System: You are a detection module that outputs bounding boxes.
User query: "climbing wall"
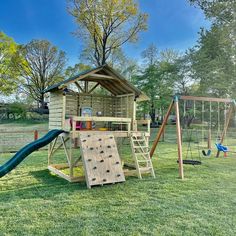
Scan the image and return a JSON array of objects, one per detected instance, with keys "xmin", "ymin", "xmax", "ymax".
[{"xmin": 78, "ymin": 132, "xmax": 125, "ymax": 188}]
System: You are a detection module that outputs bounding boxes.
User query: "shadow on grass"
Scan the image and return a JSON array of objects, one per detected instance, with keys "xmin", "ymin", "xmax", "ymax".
[{"xmin": 0, "ymin": 169, "xmax": 88, "ymax": 202}]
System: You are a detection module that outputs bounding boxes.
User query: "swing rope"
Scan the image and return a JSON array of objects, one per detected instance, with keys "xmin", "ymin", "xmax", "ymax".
[{"xmin": 202, "ymin": 101, "xmax": 212, "ymax": 157}]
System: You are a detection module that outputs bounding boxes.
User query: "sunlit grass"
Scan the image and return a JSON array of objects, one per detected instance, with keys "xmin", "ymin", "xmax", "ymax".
[{"xmin": 0, "ymin": 139, "xmax": 236, "ymax": 235}]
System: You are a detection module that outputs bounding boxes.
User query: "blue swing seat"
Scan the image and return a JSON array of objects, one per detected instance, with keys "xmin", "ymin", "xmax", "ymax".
[{"xmin": 215, "ymin": 143, "xmax": 228, "ymax": 153}]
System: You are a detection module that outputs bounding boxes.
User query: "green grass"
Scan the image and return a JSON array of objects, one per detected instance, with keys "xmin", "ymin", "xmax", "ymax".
[
  {"xmin": 0, "ymin": 121, "xmax": 48, "ymax": 152},
  {"xmin": 0, "ymin": 141, "xmax": 236, "ymax": 236},
  {"xmin": 0, "ymin": 120, "xmax": 48, "ymax": 131}
]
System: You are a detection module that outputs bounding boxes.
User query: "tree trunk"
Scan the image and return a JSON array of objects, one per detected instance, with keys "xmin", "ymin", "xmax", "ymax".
[
  {"xmin": 149, "ymin": 102, "xmax": 156, "ymax": 124},
  {"xmin": 39, "ymin": 93, "xmax": 45, "ymax": 109}
]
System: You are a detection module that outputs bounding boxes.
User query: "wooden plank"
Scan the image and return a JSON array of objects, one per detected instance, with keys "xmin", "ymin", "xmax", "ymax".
[
  {"xmin": 78, "ymin": 132, "xmax": 125, "ymax": 188},
  {"xmin": 58, "ymin": 67, "xmax": 102, "ymax": 89},
  {"xmin": 72, "ymin": 116, "xmax": 131, "ymax": 122},
  {"xmin": 49, "ymin": 121, "xmax": 62, "ymax": 126},
  {"xmin": 180, "ymin": 95, "xmax": 232, "ymax": 103},
  {"xmin": 89, "ymin": 73, "xmax": 113, "ymax": 79},
  {"xmin": 88, "ymin": 83, "xmax": 100, "ymax": 94},
  {"xmin": 49, "ymin": 103, "xmax": 63, "ymax": 109},
  {"xmin": 175, "ymin": 98, "xmax": 184, "ymax": 179},
  {"xmin": 49, "ymin": 108, "xmax": 63, "ymax": 113},
  {"xmin": 48, "ymin": 165, "xmax": 72, "ymax": 182},
  {"xmin": 49, "ymin": 113, "xmax": 63, "ymax": 118},
  {"xmin": 98, "ymin": 81, "xmax": 119, "ymax": 95},
  {"xmin": 74, "ymin": 81, "xmax": 85, "ymax": 92}
]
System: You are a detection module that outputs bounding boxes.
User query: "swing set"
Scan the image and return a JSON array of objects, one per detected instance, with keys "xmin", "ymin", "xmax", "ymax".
[{"xmin": 150, "ymin": 95, "xmax": 236, "ymax": 179}]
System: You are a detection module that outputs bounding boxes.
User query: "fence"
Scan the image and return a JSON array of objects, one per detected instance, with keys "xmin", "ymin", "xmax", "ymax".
[{"xmin": 0, "ymin": 129, "xmax": 48, "ymax": 153}]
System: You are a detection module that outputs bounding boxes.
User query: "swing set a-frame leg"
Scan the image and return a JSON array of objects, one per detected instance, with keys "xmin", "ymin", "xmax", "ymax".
[
  {"xmin": 150, "ymin": 100, "xmax": 174, "ymax": 158},
  {"xmin": 216, "ymin": 104, "xmax": 234, "ymax": 157},
  {"xmin": 149, "ymin": 96, "xmax": 184, "ymax": 179},
  {"xmin": 174, "ymin": 97, "xmax": 184, "ymax": 179}
]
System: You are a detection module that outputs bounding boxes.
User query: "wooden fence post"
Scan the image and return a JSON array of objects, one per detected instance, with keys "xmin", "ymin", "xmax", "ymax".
[{"xmin": 34, "ymin": 130, "xmax": 39, "ymax": 141}]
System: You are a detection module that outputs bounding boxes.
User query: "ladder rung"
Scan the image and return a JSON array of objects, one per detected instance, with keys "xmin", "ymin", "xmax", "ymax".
[
  {"xmin": 138, "ymin": 160, "xmax": 151, "ymax": 163},
  {"xmin": 135, "ymin": 152, "xmax": 149, "ymax": 155},
  {"xmin": 133, "ymin": 146, "xmax": 149, "ymax": 149},
  {"xmin": 139, "ymin": 167, "xmax": 152, "ymax": 172}
]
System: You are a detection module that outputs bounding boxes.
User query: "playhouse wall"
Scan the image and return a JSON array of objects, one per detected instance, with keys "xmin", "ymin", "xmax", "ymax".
[
  {"xmin": 49, "ymin": 91, "xmax": 64, "ymax": 130},
  {"xmin": 64, "ymin": 93, "xmax": 134, "ymax": 119},
  {"xmin": 115, "ymin": 95, "xmax": 134, "ymax": 118}
]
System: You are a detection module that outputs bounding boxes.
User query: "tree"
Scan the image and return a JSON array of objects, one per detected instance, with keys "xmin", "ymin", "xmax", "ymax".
[
  {"xmin": 0, "ymin": 32, "xmax": 21, "ymax": 95},
  {"xmin": 65, "ymin": 63, "xmax": 91, "ymax": 78},
  {"xmin": 135, "ymin": 46, "xmax": 179, "ymax": 124},
  {"xmin": 188, "ymin": 0, "xmax": 236, "ymax": 97},
  {"xmin": 174, "ymin": 50, "xmax": 196, "ymax": 96},
  {"xmin": 15, "ymin": 40, "xmax": 66, "ymax": 108},
  {"xmin": 68, "ymin": 0, "xmax": 147, "ymax": 66},
  {"xmin": 141, "ymin": 43, "xmax": 158, "ymax": 66}
]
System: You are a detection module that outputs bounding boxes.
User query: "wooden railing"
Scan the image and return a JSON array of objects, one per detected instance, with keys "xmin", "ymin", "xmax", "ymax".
[{"xmin": 71, "ymin": 116, "xmax": 132, "ymax": 133}]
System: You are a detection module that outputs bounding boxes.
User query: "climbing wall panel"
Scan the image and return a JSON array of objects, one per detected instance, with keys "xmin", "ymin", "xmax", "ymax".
[{"xmin": 78, "ymin": 132, "xmax": 125, "ymax": 188}]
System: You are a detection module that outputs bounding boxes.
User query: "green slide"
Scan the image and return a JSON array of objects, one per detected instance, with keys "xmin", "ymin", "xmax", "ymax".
[{"xmin": 0, "ymin": 129, "xmax": 64, "ymax": 178}]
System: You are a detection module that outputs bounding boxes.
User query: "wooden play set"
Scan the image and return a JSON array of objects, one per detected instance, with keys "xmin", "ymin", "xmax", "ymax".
[
  {"xmin": 150, "ymin": 95, "xmax": 236, "ymax": 179},
  {"xmin": 1, "ymin": 67, "xmax": 234, "ymax": 186},
  {"xmin": 44, "ymin": 65, "xmax": 155, "ymax": 188}
]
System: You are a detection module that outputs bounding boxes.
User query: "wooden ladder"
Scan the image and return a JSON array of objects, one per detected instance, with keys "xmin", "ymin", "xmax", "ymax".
[{"xmin": 130, "ymin": 132, "xmax": 155, "ymax": 179}]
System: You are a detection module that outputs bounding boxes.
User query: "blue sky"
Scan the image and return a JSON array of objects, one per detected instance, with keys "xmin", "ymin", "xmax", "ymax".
[{"xmin": 0, "ymin": 0, "xmax": 210, "ymax": 66}]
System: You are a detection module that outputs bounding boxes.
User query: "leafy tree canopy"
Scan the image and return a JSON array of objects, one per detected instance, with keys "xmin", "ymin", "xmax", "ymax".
[
  {"xmin": 15, "ymin": 40, "xmax": 66, "ymax": 108},
  {"xmin": 0, "ymin": 32, "xmax": 22, "ymax": 95},
  {"xmin": 68, "ymin": 0, "xmax": 148, "ymax": 66}
]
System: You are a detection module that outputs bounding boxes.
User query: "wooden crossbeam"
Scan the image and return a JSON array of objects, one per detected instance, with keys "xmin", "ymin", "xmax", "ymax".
[
  {"xmin": 58, "ymin": 68, "xmax": 102, "ymax": 89},
  {"xmin": 88, "ymin": 83, "xmax": 99, "ymax": 93},
  {"xmin": 89, "ymin": 73, "xmax": 114, "ymax": 79},
  {"xmin": 180, "ymin": 95, "xmax": 232, "ymax": 103},
  {"xmin": 74, "ymin": 82, "xmax": 85, "ymax": 93}
]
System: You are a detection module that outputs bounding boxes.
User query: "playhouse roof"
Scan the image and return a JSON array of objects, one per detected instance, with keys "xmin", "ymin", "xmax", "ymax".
[{"xmin": 44, "ymin": 64, "xmax": 149, "ymax": 101}]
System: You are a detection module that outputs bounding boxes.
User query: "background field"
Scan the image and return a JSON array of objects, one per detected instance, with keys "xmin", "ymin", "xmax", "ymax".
[{"xmin": 0, "ymin": 123, "xmax": 236, "ymax": 235}]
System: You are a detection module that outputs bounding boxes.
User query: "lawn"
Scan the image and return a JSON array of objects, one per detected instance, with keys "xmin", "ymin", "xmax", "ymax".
[
  {"xmin": 0, "ymin": 121, "xmax": 48, "ymax": 152},
  {"xmin": 0, "ymin": 137, "xmax": 236, "ymax": 235}
]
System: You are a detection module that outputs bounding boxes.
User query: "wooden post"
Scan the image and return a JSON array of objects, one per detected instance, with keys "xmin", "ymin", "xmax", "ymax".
[
  {"xmin": 34, "ymin": 130, "xmax": 38, "ymax": 141},
  {"xmin": 132, "ymin": 97, "xmax": 137, "ymax": 131},
  {"xmin": 62, "ymin": 95, "xmax": 66, "ymax": 129},
  {"xmin": 150, "ymin": 100, "xmax": 174, "ymax": 158},
  {"xmin": 174, "ymin": 96, "xmax": 184, "ymax": 179},
  {"xmin": 216, "ymin": 103, "xmax": 234, "ymax": 157},
  {"xmin": 207, "ymin": 128, "xmax": 212, "ymax": 149},
  {"xmin": 85, "ymin": 81, "xmax": 89, "ymax": 93}
]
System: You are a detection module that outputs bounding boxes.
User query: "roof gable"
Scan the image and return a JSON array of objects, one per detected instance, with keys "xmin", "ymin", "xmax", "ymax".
[{"xmin": 44, "ymin": 64, "xmax": 149, "ymax": 101}]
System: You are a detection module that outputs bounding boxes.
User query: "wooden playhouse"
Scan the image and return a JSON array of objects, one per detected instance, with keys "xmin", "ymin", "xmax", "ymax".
[{"xmin": 44, "ymin": 64, "xmax": 155, "ymax": 188}]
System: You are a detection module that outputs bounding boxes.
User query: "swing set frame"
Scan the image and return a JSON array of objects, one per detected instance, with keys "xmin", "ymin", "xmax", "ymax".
[{"xmin": 150, "ymin": 95, "xmax": 235, "ymax": 180}]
